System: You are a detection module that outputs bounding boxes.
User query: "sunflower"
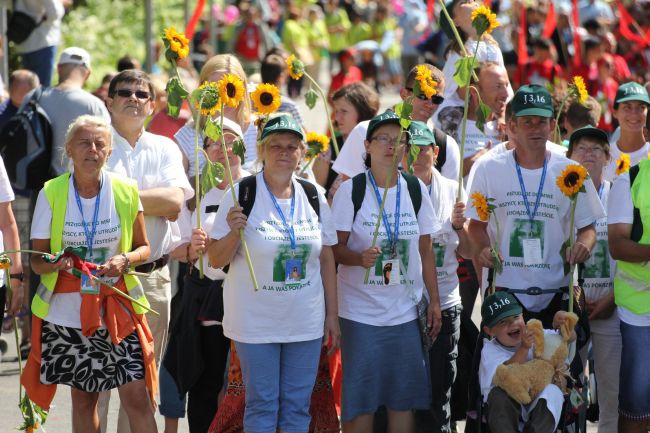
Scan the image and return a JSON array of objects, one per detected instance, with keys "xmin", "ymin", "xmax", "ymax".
[
  {"xmin": 414, "ymin": 65, "xmax": 438, "ymax": 99},
  {"xmin": 194, "ymin": 82, "xmax": 221, "ymax": 117},
  {"xmin": 217, "ymin": 74, "xmax": 246, "ymax": 108},
  {"xmin": 0, "ymin": 255, "xmax": 10, "ymax": 270},
  {"xmin": 471, "ymin": 191, "xmax": 490, "ymax": 222},
  {"xmin": 287, "ymin": 54, "xmax": 305, "ymax": 80},
  {"xmin": 306, "ymin": 131, "xmax": 330, "ymax": 159},
  {"xmin": 471, "ymin": 5, "xmax": 500, "ymax": 36},
  {"xmin": 556, "ymin": 164, "xmax": 589, "ymax": 197},
  {"xmin": 570, "ymin": 76, "xmax": 588, "ymax": 104},
  {"xmin": 163, "ymin": 27, "xmax": 190, "ymax": 60},
  {"xmin": 251, "ymin": 83, "xmax": 281, "ymax": 115},
  {"xmin": 615, "ymin": 153, "xmax": 631, "ymax": 176}
]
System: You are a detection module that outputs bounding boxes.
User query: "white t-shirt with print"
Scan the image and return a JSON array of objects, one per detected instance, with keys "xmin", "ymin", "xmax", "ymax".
[
  {"xmin": 331, "ymin": 172, "xmax": 440, "ymax": 326},
  {"xmin": 467, "ymin": 150, "xmax": 605, "ymax": 311},
  {"xmin": 211, "ymin": 173, "xmax": 337, "ymax": 343},
  {"xmin": 602, "ymin": 140, "xmax": 650, "ymax": 183},
  {"xmin": 607, "ymin": 172, "xmax": 650, "ymax": 326},
  {"xmin": 0, "ymin": 155, "xmax": 15, "ymax": 288},
  {"xmin": 428, "ymin": 170, "xmax": 464, "ymax": 310},
  {"xmin": 433, "ymin": 106, "xmax": 500, "ymax": 159},
  {"xmin": 31, "ymin": 174, "xmax": 143, "ymax": 329}
]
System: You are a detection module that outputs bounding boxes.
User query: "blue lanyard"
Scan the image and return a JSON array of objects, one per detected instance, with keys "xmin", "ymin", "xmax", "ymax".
[
  {"xmin": 514, "ymin": 151, "xmax": 548, "ymax": 228},
  {"xmin": 73, "ymin": 174, "xmax": 102, "ymax": 260},
  {"xmin": 368, "ymin": 171, "xmax": 401, "ymax": 251},
  {"xmin": 263, "ymin": 174, "xmax": 296, "ymax": 250},
  {"xmin": 596, "ymin": 182, "xmax": 605, "ymax": 201}
]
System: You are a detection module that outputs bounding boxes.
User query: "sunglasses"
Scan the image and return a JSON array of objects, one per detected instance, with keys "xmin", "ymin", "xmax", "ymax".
[
  {"xmin": 114, "ymin": 89, "xmax": 151, "ymax": 100},
  {"xmin": 406, "ymin": 88, "xmax": 445, "ymax": 105}
]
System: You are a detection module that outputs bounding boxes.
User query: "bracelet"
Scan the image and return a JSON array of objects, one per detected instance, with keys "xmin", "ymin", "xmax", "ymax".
[
  {"xmin": 121, "ymin": 253, "xmax": 130, "ymax": 273},
  {"xmin": 9, "ymin": 272, "xmax": 24, "ymax": 281}
]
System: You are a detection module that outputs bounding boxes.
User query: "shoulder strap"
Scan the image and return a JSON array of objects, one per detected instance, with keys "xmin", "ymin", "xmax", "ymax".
[
  {"xmin": 351, "ymin": 173, "xmax": 366, "ymax": 222},
  {"xmin": 629, "ymin": 164, "xmax": 643, "ymax": 243},
  {"xmin": 295, "ymin": 178, "xmax": 320, "ymax": 219},
  {"xmin": 238, "ymin": 175, "xmax": 257, "ymax": 217},
  {"xmin": 433, "ymin": 127, "xmax": 447, "ymax": 172},
  {"xmin": 401, "ymin": 172, "xmax": 422, "ymax": 216}
]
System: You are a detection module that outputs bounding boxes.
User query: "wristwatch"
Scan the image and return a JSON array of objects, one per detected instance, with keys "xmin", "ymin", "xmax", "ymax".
[{"xmin": 9, "ymin": 273, "xmax": 24, "ymax": 281}]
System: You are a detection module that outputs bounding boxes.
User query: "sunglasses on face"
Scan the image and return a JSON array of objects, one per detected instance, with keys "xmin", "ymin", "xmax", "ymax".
[
  {"xmin": 114, "ymin": 89, "xmax": 151, "ymax": 100},
  {"xmin": 406, "ymin": 88, "xmax": 445, "ymax": 105}
]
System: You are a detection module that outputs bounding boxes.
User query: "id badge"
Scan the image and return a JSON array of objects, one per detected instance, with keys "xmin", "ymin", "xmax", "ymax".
[
  {"xmin": 381, "ymin": 259, "xmax": 400, "ymax": 286},
  {"xmin": 80, "ymin": 271, "xmax": 100, "ymax": 295},
  {"xmin": 522, "ymin": 238, "xmax": 543, "ymax": 265},
  {"xmin": 285, "ymin": 258, "xmax": 303, "ymax": 285}
]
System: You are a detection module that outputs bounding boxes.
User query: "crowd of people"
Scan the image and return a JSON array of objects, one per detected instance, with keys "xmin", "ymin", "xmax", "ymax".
[{"xmin": 0, "ymin": 1, "xmax": 649, "ymax": 433}]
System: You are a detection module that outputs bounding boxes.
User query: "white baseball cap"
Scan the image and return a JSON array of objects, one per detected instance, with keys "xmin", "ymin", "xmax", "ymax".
[
  {"xmin": 221, "ymin": 117, "xmax": 243, "ymax": 140},
  {"xmin": 58, "ymin": 47, "xmax": 91, "ymax": 69}
]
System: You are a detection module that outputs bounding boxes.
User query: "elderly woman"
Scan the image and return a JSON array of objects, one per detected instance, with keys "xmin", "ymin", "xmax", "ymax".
[
  {"xmin": 331, "ymin": 110, "xmax": 442, "ymax": 432},
  {"xmin": 164, "ymin": 117, "xmax": 250, "ymax": 433},
  {"xmin": 21, "ymin": 115, "xmax": 156, "ymax": 433},
  {"xmin": 207, "ymin": 114, "xmax": 339, "ymax": 433}
]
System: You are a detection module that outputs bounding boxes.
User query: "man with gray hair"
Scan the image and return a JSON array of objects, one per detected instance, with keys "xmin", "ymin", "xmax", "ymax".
[{"xmin": 0, "ymin": 69, "xmax": 40, "ymax": 130}]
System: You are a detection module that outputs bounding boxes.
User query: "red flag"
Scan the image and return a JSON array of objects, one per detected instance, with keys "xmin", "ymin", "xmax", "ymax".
[
  {"xmin": 571, "ymin": 0, "xmax": 581, "ymax": 68},
  {"xmin": 517, "ymin": 5, "xmax": 528, "ymax": 85},
  {"xmin": 542, "ymin": 2, "xmax": 556, "ymax": 39},
  {"xmin": 185, "ymin": 0, "xmax": 206, "ymax": 40},
  {"xmin": 616, "ymin": 0, "xmax": 650, "ymax": 47}
]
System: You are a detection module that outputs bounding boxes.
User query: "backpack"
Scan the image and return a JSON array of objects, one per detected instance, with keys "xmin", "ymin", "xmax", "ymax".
[
  {"xmin": 0, "ymin": 87, "xmax": 53, "ymax": 191},
  {"xmin": 432, "ymin": 126, "xmax": 447, "ymax": 173},
  {"xmin": 629, "ymin": 164, "xmax": 643, "ymax": 243},
  {"xmin": 351, "ymin": 171, "xmax": 422, "ymax": 221},
  {"xmin": 7, "ymin": 1, "xmax": 45, "ymax": 44}
]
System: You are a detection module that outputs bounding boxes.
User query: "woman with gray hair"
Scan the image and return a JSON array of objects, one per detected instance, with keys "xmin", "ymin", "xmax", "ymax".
[{"xmin": 21, "ymin": 115, "xmax": 157, "ymax": 433}]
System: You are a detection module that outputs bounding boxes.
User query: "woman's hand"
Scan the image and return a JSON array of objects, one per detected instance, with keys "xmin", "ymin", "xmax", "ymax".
[
  {"xmin": 323, "ymin": 314, "xmax": 341, "ymax": 355},
  {"xmin": 359, "ymin": 246, "xmax": 381, "ymax": 268},
  {"xmin": 451, "ymin": 201, "xmax": 466, "ymax": 230},
  {"xmin": 587, "ymin": 293, "xmax": 616, "ymax": 321},
  {"xmin": 50, "ymin": 255, "xmax": 74, "ymax": 272},
  {"xmin": 96, "ymin": 254, "xmax": 129, "ymax": 278},
  {"xmin": 226, "ymin": 206, "xmax": 247, "ymax": 233},
  {"xmin": 477, "ymin": 246, "xmax": 502, "ymax": 268},
  {"xmin": 427, "ymin": 300, "xmax": 442, "ymax": 338},
  {"xmin": 190, "ymin": 228, "xmax": 209, "ymax": 256}
]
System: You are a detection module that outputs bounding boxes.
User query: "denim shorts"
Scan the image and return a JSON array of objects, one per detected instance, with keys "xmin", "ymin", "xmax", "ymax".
[{"xmin": 619, "ymin": 321, "xmax": 650, "ymax": 420}]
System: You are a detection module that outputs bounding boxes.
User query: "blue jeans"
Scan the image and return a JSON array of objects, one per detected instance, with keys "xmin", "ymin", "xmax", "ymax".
[
  {"xmin": 21, "ymin": 45, "xmax": 56, "ymax": 87},
  {"xmin": 619, "ymin": 321, "xmax": 650, "ymax": 420},
  {"xmin": 159, "ymin": 364, "xmax": 186, "ymax": 418},
  {"xmin": 235, "ymin": 338, "xmax": 321, "ymax": 433}
]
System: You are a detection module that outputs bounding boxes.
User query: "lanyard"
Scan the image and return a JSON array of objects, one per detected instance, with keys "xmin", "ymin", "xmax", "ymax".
[
  {"xmin": 73, "ymin": 174, "xmax": 102, "ymax": 260},
  {"xmin": 596, "ymin": 182, "xmax": 605, "ymax": 201},
  {"xmin": 368, "ymin": 171, "xmax": 401, "ymax": 251},
  {"xmin": 263, "ymin": 175, "xmax": 296, "ymax": 250},
  {"xmin": 514, "ymin": 151, "xmax": 548, "ymax": 229}
]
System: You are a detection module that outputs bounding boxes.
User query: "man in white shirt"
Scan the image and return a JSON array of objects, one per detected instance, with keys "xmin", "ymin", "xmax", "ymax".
[{"xmin": 100, "ymin": 70, "xmax": 193, "ymax": 432}]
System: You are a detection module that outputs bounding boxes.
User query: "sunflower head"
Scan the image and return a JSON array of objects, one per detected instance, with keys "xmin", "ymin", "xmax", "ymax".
[
  {"xmin": 252, "ymin": 83, "xmax": 282, "ymax": 115},
  {"xmin": 287, "ymin": 54, "xmax": 305, "ymax": 80},
  {"xmin": 193, "ymin": 82, "xmax": 221, "ymax": 117},
  {"xmin": 570, "ymin": 76, "xmax": 588, "ymax": 104},
  {"xmin": 305, "ymin": 131, "xmax": 330, "ymax": 159},
  {"xmin": 217, "ymin": 74, "xmax": 246, "ymax": 109},
  {"xmin": 471, "ymin": 5, "xmax": 500, "ymax": 36},
  {"xmin": 163, "ymin": 27, "xmax": 190, "ymax": 61},
  {"xmin": 0, "ymin": 255, "xmax": 10, "ymax": 270},
  {"xmin": 556, "ymin": 163, "xmax": 589, "ymax": 197},
  {"xmin": 414, "ymin": 65, "xmax": 438, "ymax": 99},
  {"xmin": 615, "ymin": 153, "xmax": 631, "ymax": 176},
  {"xmin": 471, "ymin": 191, "xmax": 491, "ymax": 222}
]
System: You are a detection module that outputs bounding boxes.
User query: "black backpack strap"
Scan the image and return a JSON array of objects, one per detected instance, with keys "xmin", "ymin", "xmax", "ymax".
[
  {"xmin": 351, "ymin": 173, "xmax": 366, "ymax": 222},
  {"xmin": 401, "ymin": 172, "xmax": 422, "ymax": 216},
  {"xmin": 295, "ymin": 178, "xmax": 320, "ymax": 219},
  {"xmin": 629, "ymin": 164, "xmax": 643, "ymax": 243},
  {"xmin": 433, "ymin": 127, "xmax": 447, "ymax": 172},
  {"xmin": 238, "ymin": 175, "xmax": 257, "ymax": 217}
]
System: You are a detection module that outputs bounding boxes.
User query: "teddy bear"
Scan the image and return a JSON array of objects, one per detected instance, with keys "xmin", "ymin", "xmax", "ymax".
[{"xmin": 492, "ymin": 312, "xmax": 579, "ymax": 405}]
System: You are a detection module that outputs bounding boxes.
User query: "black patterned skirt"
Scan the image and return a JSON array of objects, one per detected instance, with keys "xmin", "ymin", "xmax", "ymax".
[{"xmin": 40, "ymin": 321, "xmax": 145, "ymax": 392}]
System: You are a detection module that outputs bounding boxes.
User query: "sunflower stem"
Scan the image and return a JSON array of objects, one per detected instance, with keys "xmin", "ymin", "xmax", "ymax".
[
  {"xmin": 305, "ymin": 74, "xmax": 340, "ymax": 157},
  {"xmin": 490, "ymin": 216, "xmax": 501, "ymax": 296},
  {"xmin": 220, "ymin": 107, "xmax": 259, "ymax": 291},
  {"xmin": 299, "ymin": 156, "xmax": 316, "ymax": 176},
  {"xmin": 438, "ymin": 0, "xmax": 479, "ymax": 82},
  {"xmin": 567, "ymin": 197, "xmax": 577, "ymax": 314},
  {"xmin": 194, "ymin": 98, "xmax": 204, "ymax": 279},
  {"xmin": 456, "ymin": 44, "xmax": 480, "ymax": 200},
  {"xmin": 4, "ymin": 270, "xmax": 22, "ymax": 404},
  {"xmin": 553, "ymin": 96, "xmax": 568, "ymax": 145}
]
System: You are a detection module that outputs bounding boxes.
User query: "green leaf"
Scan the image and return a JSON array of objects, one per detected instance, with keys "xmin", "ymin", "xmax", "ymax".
[
  {"xmin": 559, "ymin": 238, "xmax": 571, "ymax": 275},
  {"xmin": 406, "ymin": 144, "xmax": 420, "ymax": 174},
  {"xmin": 453, "ymin": 56, "xmax": 478, "ymax": 88},
  {"xmin": 475, "ymin": 101, "xmax": 492, "ymax": 134},
  {"xmin": 204, "ymin": 117, "xmax": 223, "ymax": 141},
  {"xmin": 200, "ymin": 160, "xmax": 225, "ymax": 198},
  {"xmin": 305, "ymin": 88, "xmax": 319, "ymax": 110},
  {"xmin": 165, "ymin": 77, "xmax": 189, "ymax": 118},
  {"xmin": 232, "ymin": 138, "xmax": 246, "ymax": 163},
  {"xmin": 399, "ymin": 99, "xmax": 413, "ymax": 129},
  {"xmin": 491, "ymin": 248, "xmax": 503, "ymax": 274}
]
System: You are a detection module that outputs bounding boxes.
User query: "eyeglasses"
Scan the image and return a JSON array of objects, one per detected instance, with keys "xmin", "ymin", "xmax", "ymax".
[
  {"xmin": 572, "ymin": 145, "xmax": 605, "ymax": 155},
  {"xmin": 114, "ymin": 89, "xmax": 151, "ymax": 100},
  {"xmin": 406, "ymin": 88, "xmax": 445, "ymax": 105},
  {"xmin": 371, "ymin": 134, "xmax": 409, "ymax": 146}
]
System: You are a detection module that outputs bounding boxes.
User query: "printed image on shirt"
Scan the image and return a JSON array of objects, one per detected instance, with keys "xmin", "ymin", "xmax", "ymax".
[
  {"xmin": 584, "ymin": 239, "xmax": 610, "ymax": 279},
  {"xmin": 509, "ymin": 219, "xmax": 545, "ymax": 257},
  {"xmin": 433, "ymin": 242, "xmax": 445, "ymax": 267},
  {"xmin": 374, "ymin": 239, "xmax": 410, "ymax": 277},
  {"xmin": 272, "ymin": 244, "xmax": 312, "ymax": 282}
]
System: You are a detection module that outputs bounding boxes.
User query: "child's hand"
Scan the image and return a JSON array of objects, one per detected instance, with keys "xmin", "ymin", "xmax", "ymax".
[{"xmin": 520, "ymin": 322, "xmax": 534, "ymax": 350}]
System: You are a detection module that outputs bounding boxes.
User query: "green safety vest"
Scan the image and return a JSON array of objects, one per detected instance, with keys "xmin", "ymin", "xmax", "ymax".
[
  {"xmin": 32, "ymin": 172, "xmax": 150, "ymax": 319},
  {"xmin": 614, "ymin": 158, "xmax": 650, "ymax": 314}
]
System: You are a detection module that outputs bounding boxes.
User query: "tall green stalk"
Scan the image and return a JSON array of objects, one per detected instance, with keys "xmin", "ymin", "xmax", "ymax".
[
  {"xmin": 194, "ymin": 101, "xmax": 204, "ymax": 278},
  {"xmin": 567, "ymin": 198, "xmax": 577, "ymax": 313},
  {"xmin": 489, "ymin": 217, "xmax": 501, "ymax": 296},
  {"xmin": 456, "ymin": 47, "xmax": 480, "ymax": 201},
  {"xmin": 305, "ymin": 74, "xmax": 340, "ymax": 156}
]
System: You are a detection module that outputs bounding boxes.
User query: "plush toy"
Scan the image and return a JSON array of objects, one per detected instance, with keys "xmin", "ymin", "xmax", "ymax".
[{"xmin": 492, "ymin": 313, "xmax": 579, "ymax": 405}]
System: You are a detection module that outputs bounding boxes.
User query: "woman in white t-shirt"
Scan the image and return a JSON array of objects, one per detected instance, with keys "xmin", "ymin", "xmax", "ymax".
[
  {"xmin": 567, "ymin": 126, "xmax": 621, "ymax": 433},
  {"xmin": 25, "ymin": 115, "xmax": 156, "ymax": 433},
  {"xmin": 331, "ymin": 111, "xmax": 442, "ymax": 431},
  {"xmin": 207, "ymin": 114, "xmax": 339, "ymax": 433}
]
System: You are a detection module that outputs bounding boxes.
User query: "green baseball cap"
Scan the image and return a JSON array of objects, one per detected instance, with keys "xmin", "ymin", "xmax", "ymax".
[
  {"xmin": 512, "ymin": 84, "xmax": 554, "ymax": 118},
  {"xmin": 481, "ymin": 292, "xmax": 523, "ymax": 328},
  {"xmin": 408, "ymin": 121, "xmax": 435, "ymax": 146},
  {"xmin": 614, "ymin": 82, "xmax": 650, "ymax": 109},
  {"xmin": 261, "ymin": 114, "xmax": 304, "ymax": 140},
  {"xmin": 366, "ymin": 110, "xmax": 402, "ymax": 141},
  {"xmin": 568, "ymin": 125, "xmax": 609, "ymax": 152}
]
